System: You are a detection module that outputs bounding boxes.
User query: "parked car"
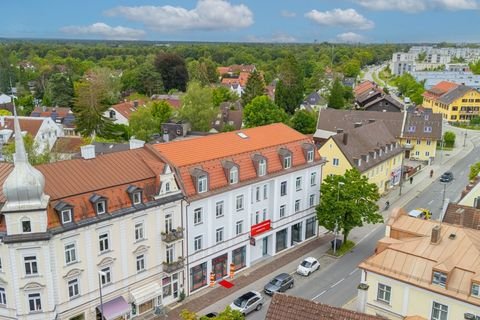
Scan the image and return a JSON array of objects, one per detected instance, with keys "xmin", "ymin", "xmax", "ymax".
[
  {"xmin": 230, "ymin": 291, "xmax": 264, "ymax": 315},
  {"xmin": 296, "ymin": 257, "xmax": 320, "ymax": 276},
  {"xmin": 264, "ymin": 273, "xmax": 294, "ymax": 295},
  {"xmin": 440, "ymin": 171, "xmax": 453, "ymax": 182}
]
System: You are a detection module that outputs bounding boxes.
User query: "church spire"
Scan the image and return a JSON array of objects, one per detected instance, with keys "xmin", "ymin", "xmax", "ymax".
[{"xmin": 12, "ymin": 104, "xmax": 27, "ymax": 163}]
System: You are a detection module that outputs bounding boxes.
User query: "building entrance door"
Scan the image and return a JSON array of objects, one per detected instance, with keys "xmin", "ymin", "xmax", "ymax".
[{"xmin": 262, "ymin": 237, "xmax": 268, "ymax": 256}]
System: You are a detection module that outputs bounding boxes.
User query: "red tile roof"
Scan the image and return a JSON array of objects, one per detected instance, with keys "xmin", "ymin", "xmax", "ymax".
[
  {"xmin": 266, "ymin": 294, "xmax": 384, "ymax": 320},
  {"xmin": 110, "ymin": 100, "xmax": 146, "ymax": 120},
  {"xmin": 354, "ymin": 80, "xmax": 379, "ymax": 96},
  {"xmin": 423, "ymin": 81, "xmax": 459, "ymax": 100},
  {"xmin": 1, "ymin": 117, "xmax": 44, "ymax": 138},
  {"xmin": 31, "ymin": 106, "xmax": 71, "ymax": 118},
  {"xmin": 153, "ymin": 124, "xmax": 321, "ymax": 198}
]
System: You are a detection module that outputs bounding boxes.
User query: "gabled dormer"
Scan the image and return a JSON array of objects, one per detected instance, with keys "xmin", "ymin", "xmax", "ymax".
[
  {"xmin": 278, "ymin": 148, "xmax": 292, "ymax": 169},
  {"xmin": 89, "ymin": 194, "xmax": 108, "ymax": 215},
  {"xmin": 158, "ymin": 164, "xmax": 180, "ymax": 197},
  {"xmin": 301, "ymin": 143, "xmax": 315, "ymax": 163},
  {"xmin": 191, "ymin": 168, "xmax": 209, "ymax": 194},
  {"xmin": 252, "ymin": 154, "xmax": 267, "ymax": 177},
  {"xmin": 54, "ymin": 201, "xmax": 74, "ymax": 225},
  {"xmin": 126, "ymin": 185, "xmax": 143, "ymax": 206},
  {"xmin": 432, "ymin": 268, "xmax": 449, "ymax": 288},
  {"xmin": 222, "ymin": 160, "xmax": 239, "ymax": 185}
]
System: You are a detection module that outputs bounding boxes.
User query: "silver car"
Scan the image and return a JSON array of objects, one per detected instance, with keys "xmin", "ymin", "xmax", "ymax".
[{"xmin": 230, "ymin": 291, "xmax": 264, "ymax": 315}]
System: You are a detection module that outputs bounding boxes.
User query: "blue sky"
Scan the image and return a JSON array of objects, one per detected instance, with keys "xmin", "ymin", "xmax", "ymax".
[{"xmin": 3, "ymin": 0, "xmax": 480, "ymax": 43}]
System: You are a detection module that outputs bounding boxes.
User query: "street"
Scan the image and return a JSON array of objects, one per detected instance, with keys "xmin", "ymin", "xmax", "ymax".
[{"xmin": 197, "ymin": 126, "xmax": 480, "ymax": 319}]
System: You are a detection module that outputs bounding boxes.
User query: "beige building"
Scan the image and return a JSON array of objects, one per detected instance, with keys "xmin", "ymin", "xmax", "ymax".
[{"xmin": 359, "ymin": 208, "xmax": 480, "ymax": 320}]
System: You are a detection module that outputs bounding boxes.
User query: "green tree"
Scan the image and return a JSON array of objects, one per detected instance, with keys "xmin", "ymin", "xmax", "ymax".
[
  {"xmin": 328, "ymin": 78, "xmax": 345, "ymax": 109},
  {"xmin": 393, "ymin": 73, "xmax": 425, "ymax": 105},
  {"xmin": 291, "ymin": 109, "xmax": 317, "ymax": 134},
  {"xmin": 121, "ymin": 62, "xmax": 163, "ymax": 96},
  {"xmin": 129, "ymin": 100, "xmax": 173, "ymax": 141},
  {"xmin": 242, "ymin": 70, "xmax": 265, "ymax": 106},
  {"xmin": 469, "ymin": 162, "xmax": 480, "ymax": 180},
  {"xmin": 212, "ymin": 86, "xmax": 237, "ymax": 107},
  {"xmin": 155, "ymin": 52, "xmax": 189, "ymax": 92},
  {"xmin": 316, "ymin": 169, "xmax": 382, "ymax": 244},
  {"xmin": 179, "ymin": 81, "xmax": 217, "ymax": 131},
  {"xmin": 443, "ymin": 131, "xmax": 456, "ymax": 148},
  {"xmin": 275, "ymin": 55, "xmax": 304, "ymax": 114},
  {"xmin": 180, "ymin": 306, "xmax": 244, "ymax": 320},
  {"xmin": 243, "ymin": 96, "xmax": 289, "ymax": 128},
  {"xmin": 341, "ymin": 59, "xmax": 361, "ymax": 77},
  {"xmin": 45, "ymin": 73, "xmax": 74, "ymax": 107},
  {"xmin": 187, "ymin": 57, "xmax": 218, "ymax": 85},
  {"xmin": 15, "ymin": 95, "xmax": 35, "ymax": 116},
  {"xmin": 3, "ymin": 134, "xmax": 52, "ymax": 165}
]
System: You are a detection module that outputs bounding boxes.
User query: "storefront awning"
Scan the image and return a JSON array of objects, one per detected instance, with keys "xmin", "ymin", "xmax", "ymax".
[
  {"xmin": 130, "ymin": 282, "xmax": 161, "ymax": 305},
  {"xmin": 97, "ymin": 296, "xmax": 130, "ymax": 320}
]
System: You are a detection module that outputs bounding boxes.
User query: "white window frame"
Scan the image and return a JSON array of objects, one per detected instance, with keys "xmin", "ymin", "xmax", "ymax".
[
  {"xmin": 136, "ymin": 254, "xmax": 146, "ymax": 272},
  {"xmin": 256, "ymin": 186, "xmax": 260, "ymax": 202},
  {"xmin": 258, "ymin": 159, "xmax": 266, "ymax": 176},
  {"xmin": 99, "ymin": 232, "xmax": 110, "ymax": 253},
  {"xmin": 198, "ymin": 175, "xmax": 207, "ymax": 193},
  {"xmin": 309, "ymin": 194, "xmax": 315, "ymax": 207},
  {"xmin": 280, "ymin": 205, "xmax": 286, "ymax": 218},
  {"xmin": 296, "ymin": 177, "xmax": 302, "ymax": 191},
  {"xmin": 166, "ymin": 245, "xmax": 174, "ymax": 264},
  {"xmin": 431, "ymin": 301, "xmax": 448, "ymax": 320},
  {"xmin": 377, "ymin": 283, "xmax": 391, "ymax": 303},
  {"xmin": 426, "ymin": 139, "xmax": 432, "ymax": 146},
  {"xmin": 236, "ymin": 195, "xmax": 244, "ymax": 211},
  {"xmin": 24, "ymin": 255, "xmax": 38, "ymax": 276},
  {"xmin": 68, "ymin": 278, "xmax": 80, "ymax": 299},
  {"xmin": 194, "ymin": 235, "xmax": 203, "ymax": 251},
  {"xmin": 0, "ymin": 287, "xmax": 5, "ymax": 305},
  {"xmin": 64, "ymin": 242, "xmax": 77, "ymax": 265},
  {"xmin": 283, "ymin": 155, "xmax": 292, "ymax": 169},
  {"xmin": 472, "ymin": 283, "xmax": 480, "ymax": 297},
  {"xmin": 194, "ymin": 208, "xmax": 203, "ymax": 225},
  {"xmin": 61, "ymin": 209, "xmax": 72, "ymax": 224},
  {"xmin": 263, "ymin": 184, "xmax": 268, "ymax": 200},
  {"xmin": 280, "ymin": 181, "xmax": 287, "ymax": 196},
  {"xmin": 216, "ymin": 201, "xmax": 224, "ymax": 218},
  {"xmin": 310, "ymin": 172, "xmax": 317, "ymax": 186},
  {"xmin": 432, "ymin": 271, "xmax": 447, "ymax": 287},
  {"xmin": 100, "ymin": 267, "xmax": 112, "ymax": 285},
  {"xmin": 165, "ymin": 213, "xmax": 173, "ymax": 233},
  {"xmin": 135, "ymin": 222, "xmax": 145, "ymax": 241},
  {"xmin": 133, "ymin": 191, "xmax": 142, "ymax": 205},
  {"xmin": 295, "ymin": 200, "xmax": 301, "ymax": 213},
  {"xmin": 307, "ymin": 149, "xmax": 314, "ymax": 162},
  {"xmin": 216, "ymin": 227, "xmax": 224, "ymax": 243},
  {"xmin": 96, "ymin": 201, "xmax": 106, "ymax": 215},
  {"xmin": 28, "ymin": 293, "xmax": 42, "ymax": 312},
  {"xmin": 229, "ymin": 167, "xmax": 238, "ymax": 184},
  {"xmin": 236, "ymin": 221, "xmax": 243, "ymax": 235},
  {"xmin": 332, "ymin": 158, "xmax": 339, "ymax": 166}
]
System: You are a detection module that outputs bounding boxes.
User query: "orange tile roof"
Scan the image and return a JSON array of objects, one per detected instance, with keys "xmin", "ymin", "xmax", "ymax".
[
  {"xmin": 111, "ymin": 100, "xmax": 146, "ymax": 120},
  {"xmin": 153, "ymin": 124, "xmax": 321, "ymax": 198},
  {"xmin": 354, "ymin": 80, "xmax": 377, "ymax": 96},
  {"xmin": 360, "ymin": 207, "xmax": 480, "ymax": 306},
  {"xmin": 423, "ymin": 81, "xmax": 459, "ymax": 101}
]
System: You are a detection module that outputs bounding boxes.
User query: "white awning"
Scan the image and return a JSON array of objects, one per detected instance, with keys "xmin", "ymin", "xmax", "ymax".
[{"xmin": 130, "ymin": 282, "xmax": 161, "ymax": 305}]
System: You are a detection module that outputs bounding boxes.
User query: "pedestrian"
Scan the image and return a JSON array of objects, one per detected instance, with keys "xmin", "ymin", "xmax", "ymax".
[
  {"xmin": 410, "ymin": 176, "xmax": 413, "ymax": 184},
  {"xmin": 430, "ymin": 169, "xmax": 434, "ymax": 178}
]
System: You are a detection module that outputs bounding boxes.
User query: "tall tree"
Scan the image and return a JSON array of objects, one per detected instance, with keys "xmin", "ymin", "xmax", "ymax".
[
  {"xmin": 242, "ymin": 70, "xmax": 265, "ymax": 106},
  {"xmin": 3, "ymin": 134, "xmax": 52, "ymax": 165},
  {"xmin": 275, "ymin": 55, "xmax": 304, "ymax": 114},
  {"xmin": 187, "ymin": 57, "xmax": 218, "ymax": 86},
  {"xmin": 45, "ymin": 73, "xmax": 74, "ymax": 107},
  {"xmin": 316, "ymin": 169, "xmax": 382, "ymax": 244},
  {"xmin": 212, "ymin": 86, "xmax": 238, "ymax": 107},
  {"xmin": 243, "ymin": 96, "xmax": 289, "ymax": 128},
  {"xmin": 154, "ymin": 52, "xmax": 189, "ymax": 92},
  {"xmin": 121, "ymin": 62, "xmax": 163, "ymax": 96},
  {"xmin": 328, "ymin": 78, "xmax": 345, "ymax": 109},
  {"xmin": 179, "ymin": 81, "xmax": 218, "ymax": 132},
  {"xmin": 290, "ymin": 109, "xmax": 317, "ymax": 134},
  {"xmin": 129, "ymin": 100, "xmax": 173, "ymax": 141}
]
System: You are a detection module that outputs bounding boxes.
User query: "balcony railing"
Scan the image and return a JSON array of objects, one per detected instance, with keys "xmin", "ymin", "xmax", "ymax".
[
  {"xmin": 163, "ymin": 257, "xmax": 184, "ymax": 273},
  {"xmin": 161, "ymin": 227, "xmax": 184, "ymax": 243}
]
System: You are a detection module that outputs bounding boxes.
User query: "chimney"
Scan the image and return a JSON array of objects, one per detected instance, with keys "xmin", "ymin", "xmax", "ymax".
[
  {"xmin": 474, "ymin": 197, "xmax": 480, "ymax": 209},
  {"xmin": 368, "ymin": 119, "xmax": 375, "ymax": 123},
  {"xmin": 42, "ymin": 105, "xmax": 46, "ymax": 112},
  {"xmin": 129, "ymin": 138, "xmax": 145, "ymax": 150},
  {"xmin": 356, "ymin": 283, "xmax": 369, "ymax": 313},
  {"xmin": 80, "ymin": 144, "xmax": 95, "ymax": 160},
  {"xmin": 343, "ymin": 133, "xmax": 348, "ymax": 145},
  {"xmin": 336, "ymin": 128, "xmax": 344, "ymax": 134},
  {"xmin": 354, "ymin": 122, "xmax": 362, "ymax": 128},
  {"xmin": 431, "ymin": 225, "xmax": 442, "ymax": 244},
  {"xmin": 133, "ymin": 100, "xmax": 139, "ymax": 108}
]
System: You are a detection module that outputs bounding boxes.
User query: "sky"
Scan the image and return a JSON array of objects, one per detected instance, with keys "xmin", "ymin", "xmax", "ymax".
[{"xmin": 2, "ymin": 0, "xmax": 480, "ymax": 43}]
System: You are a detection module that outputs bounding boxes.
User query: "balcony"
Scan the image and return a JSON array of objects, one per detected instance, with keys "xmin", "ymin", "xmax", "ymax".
[
  {"xmin": 161, "ymin": 227, "xmax": 184, "ymax": 243},
  {"xmin": 163, "ymin": 257, "xmax": 184, "ymax": 273},
  {"xmin": 402, "ymin": 143, "xmax": 413, "ymax": 150}
]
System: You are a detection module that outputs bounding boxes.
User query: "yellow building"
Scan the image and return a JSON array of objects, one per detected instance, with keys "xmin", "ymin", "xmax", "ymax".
[
  {"xmin": 359, "ymin": 208, "xmax": 480, "ymax": 319},
  {"xmin": 319, "ymin": 121, "xmax": 404, "ymax": 194},
  {"xmin": 423, "ymin": 81, "xmax": 480, "ymax": 122}
]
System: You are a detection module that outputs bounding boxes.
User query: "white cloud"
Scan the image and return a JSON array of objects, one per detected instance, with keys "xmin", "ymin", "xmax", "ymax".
[
  {"xmin": 281, "ymin": 10, "xmax": 296, "ymax": 17},
  {"xmin": 60, "ymin": 22, "xmax": 145, "ymax": 40},
  {"xmin": 105, "ymin": 0, "xmax": 253, "ymax": 32},
  {"xmin": 354, "ymin": 0, "xmax": 478, "ymax": 12},
  {"xmin": 305, "ymin": 8, "xmax": 374, "ymax": 30},
  {"xmin": 246, "ymin": 33, "xmax": 297, "ymax": 43},
  {"xmin": 336, "ymin": 32, "xmax": 365, "ymax": 43}
]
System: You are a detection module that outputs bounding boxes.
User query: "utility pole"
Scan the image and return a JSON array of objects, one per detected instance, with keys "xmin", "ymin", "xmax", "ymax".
[
  {"xmin": 441, "ymin": 182, "xmax": 447, "ymax": 210},
  {"xmin": 464, "ymin": 129, "xmax": 467, "ymax": 147},
  {"xmin": 399, "ymin": 149, "xmax": 405, "ymax": 196},
  {"xmin": 334, "ymin": 181, "xmax": 345, "ymax": 254}
]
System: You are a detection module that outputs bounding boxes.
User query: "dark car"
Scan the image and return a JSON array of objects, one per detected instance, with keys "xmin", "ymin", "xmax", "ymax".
[
  {"xmin": 440, "ymin": 171, "xmax": 453, "ymax": 182},
  {"xmin": 264, "ymin": 273, "xmax": 294, "ymax": 295}
]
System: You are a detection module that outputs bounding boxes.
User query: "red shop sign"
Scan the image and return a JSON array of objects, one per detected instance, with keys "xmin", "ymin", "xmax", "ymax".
[{"xmin": 250, "ymin": 220, "xmax": 271, "ymax": 237}]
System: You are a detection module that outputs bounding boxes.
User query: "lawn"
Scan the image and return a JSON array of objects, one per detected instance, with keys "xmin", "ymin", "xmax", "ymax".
[{"xmin": 327, "ymin": 240, "xmax": 355, "ymax": 257}]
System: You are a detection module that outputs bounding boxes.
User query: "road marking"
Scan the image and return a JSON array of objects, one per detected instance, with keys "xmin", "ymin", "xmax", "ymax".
[
  {"xmin": 349, "ymin": 268, "xmax": 358, "ymax": 276},
  {"xmin": 331, "ymin": 278, "xmax": 345, "ymax": 288},
  {"xmin": 428, "ymin": 200, "xmax": 434, "ymax": 205},
  {"xmin": 357, "ymin": 224, "xmax": 382, "ymax": 245},
  {"xmin": 312, "ymin": 290, "xmax": 327, "ymax": 299}
]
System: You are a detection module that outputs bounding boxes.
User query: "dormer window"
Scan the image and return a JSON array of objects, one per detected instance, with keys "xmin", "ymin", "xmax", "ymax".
[
  {"xmin": 432, "ymin": 271, "xmax": 447, "ymax": 288},
  {"xmin": 198, "ymin": 175, "xmax": 207, "ymax": 193},
  {"xmin": 22, "ymin": 219, "xmax": 31, "ymax": 233},
  {"xmin": 133, "ymin": 192, "xmax": 142, "ymax": 205},
  {"xmin": 191, "ymin": 168, "xmax": 208, "ymax": 194},
  {"xmin": 61, "ymin": 209, "xmax": 73, "ymax": 224},
  {"xmin": 307, "ymin": 150, "xmax": 314, "ymax": 162},
  {"xmin": 165, "ymin": 182, "xmax": 170, "ymax": 192},
  {"xmin": 90, "ymin": 194, "xmax": 108, "ymax": 215},
  {"xmin": 278, "ymin": 148, "xmax": 292, "ymax": 169},
  {"xmin": 229, "ymin": 166, "xmax": 239, "ymax": 184},
  {"xmin": 284, "ymin": 155, "xmax": 291, "ymax": 169},
  {"xmin": 126, "ymin": 185, "xmax": 143, "ymax": 206},
  {"xmin": 259, "ymin": 159, "xmax": 266, "ymax": 176},
  {"xmin": 472, "ymin": 283, "xmax": 480, "ymax": 297},
  {"xmin": 302, "ymin": 143, "xmax": 315, "ymax": 163},
  {"xmin": 54, "ymin": 201, "xmax": 74, "ymax": 225}
]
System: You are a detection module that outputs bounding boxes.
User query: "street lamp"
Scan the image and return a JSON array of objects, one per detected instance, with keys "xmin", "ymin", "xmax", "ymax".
[
  {"xmin": 98, "ymin": 270, "xmax": 107, "ymax": 318},
  {"xmin": 334, "ymin": 182, "xmax": 345, "ymax": 254},
  {"xmin": 464, "ymin": 129, "xmax": 468, "ymax": 147}
]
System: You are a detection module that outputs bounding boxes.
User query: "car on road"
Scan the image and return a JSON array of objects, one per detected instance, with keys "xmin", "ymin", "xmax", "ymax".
[
  {"xmin": 296, "ymin": 257, "xmax": 320, "ymax": 276},
  {"xmin": 264, "ymin": 273, "xmax": 294, "ymax": 295},
  {"xmin": 440, "ymin": 171, "xmax": 454, "ymax": 182},
  {"xmin": 230, "ymin": 291, "xmax": 264, "ymax": 315}
]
